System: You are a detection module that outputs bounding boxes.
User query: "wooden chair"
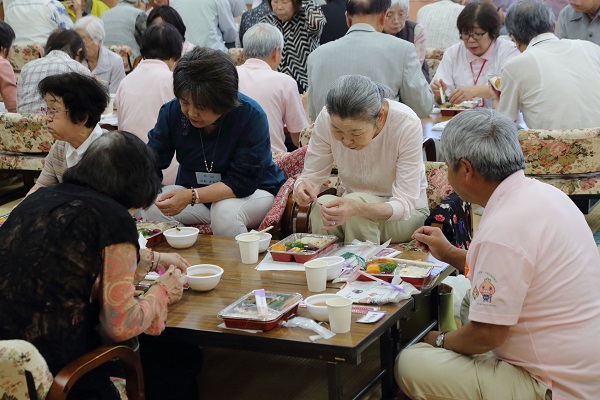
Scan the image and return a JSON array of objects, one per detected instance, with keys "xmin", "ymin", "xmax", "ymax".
[
  {"xmin": 0, "ymin": 340, "xmax": 144, "ymax": 400},
  {"xmin": 8, "ymin": 44, "xmax": 44, "ymax": 72},
  {"xmin": 518, "ymin": 126, "xmax": 600, "ymax": 213},
  {"xmin": 0, "ymin": 112, "xmax": 54, "ymax": 193}
]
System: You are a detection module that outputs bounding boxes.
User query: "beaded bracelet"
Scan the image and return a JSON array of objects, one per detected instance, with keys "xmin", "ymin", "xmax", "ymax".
[{"xmin": 190, "ymin": 188, "xmax": 197, "ymax": 206}]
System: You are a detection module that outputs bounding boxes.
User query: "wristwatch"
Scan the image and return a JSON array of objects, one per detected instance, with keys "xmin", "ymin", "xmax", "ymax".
[{"xmin": 435, "ymin": 331, "xmax": 448, "ymax": 348}]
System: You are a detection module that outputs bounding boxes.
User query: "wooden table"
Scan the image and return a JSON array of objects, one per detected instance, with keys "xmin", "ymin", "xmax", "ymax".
[{"xmin": 153, "ymin": 236, "xmax": 454, "ymax": 399}]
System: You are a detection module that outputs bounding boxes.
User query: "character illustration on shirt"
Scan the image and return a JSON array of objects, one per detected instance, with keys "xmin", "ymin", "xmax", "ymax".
[
  {"xmin": 479, "ymin": 278, "xmax": 495, "ymax": 302},
  {"xmin": 472, "ymin": 286, "xmax": 479, "ymax": 300}
]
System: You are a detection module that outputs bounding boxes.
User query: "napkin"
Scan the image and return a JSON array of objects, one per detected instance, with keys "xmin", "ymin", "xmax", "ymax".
[{"xmin": 336, "ymin": 280, "xmax": 420, "ymax": 305}]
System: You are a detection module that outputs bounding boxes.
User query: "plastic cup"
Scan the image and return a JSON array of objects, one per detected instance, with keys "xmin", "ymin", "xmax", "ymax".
[
  {"xmin": 304, "ymin": 259, "xmax": 328, "ymax": 292},
  {"xmin": 326, "ymin": 297, "xmax": 353, "ymax": 333},
  {"xmin": 238, "ymin": 234, "xmax": 260, "ymax": 264}
]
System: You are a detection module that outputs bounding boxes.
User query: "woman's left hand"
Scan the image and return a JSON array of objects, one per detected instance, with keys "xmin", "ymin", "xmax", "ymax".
[
  {"xmin": 155, "ymin": 189, "xmax": 191, "ymax": 217},
  {"xmin": 319, "ymin": 198, "xmax": 361, "ymax": 229},
  {"xmin": 448, "ymin": 87, "xmax": 475, "ymax": 105},
  {"xmin": 156, "ymin": 252, "xmax": 191, "ymax": 275}
]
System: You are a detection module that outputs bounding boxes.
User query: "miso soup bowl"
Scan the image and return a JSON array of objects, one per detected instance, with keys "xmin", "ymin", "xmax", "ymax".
[
  {"xmin": 304, "ymin": 293, "xmax": 346, "ymax": 322},
  {"xmin": 185, "ymin": 264, "xmax": 224, "ymax": 291},
  {"xmin": 163, "ymin": 227, "xmax": 199, "ymax": 249}
]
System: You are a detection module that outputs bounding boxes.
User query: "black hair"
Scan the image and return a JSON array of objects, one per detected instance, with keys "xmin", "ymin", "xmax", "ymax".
[
  {"xmin": 38, "ymin": 72, "xmax": 108, "ymax": 128},
  {"xmin": 63, "ymin": 131, "xmax": 162, "ymax": 209},
  {"xmin": 140, "ymin": 23, "xmax": 183, "ymax": 61},
  {"xmin": 147, "ymin": 5, "xmax": 187, "ymax": 38},
  {"xmin": 457, "ymin": 2, "xmax": 501, "ymax": 42},
  {"xmin": 347, "ymin": 0, "xmax": 391, "ymax": 16},
  {"xmin": 173, "ymin": 47, "xmax": 240, "ymax": 115},
  {"xmin": 267, "ymin": 0, "xmax": 302, "ymax": 14},
  {"xmin": 0, "ymin": 21, "xmax": 15, "ymax": 59},
  {"xmin": 45, "ymin": 28, "xmax": 87, "ymax": 60}
]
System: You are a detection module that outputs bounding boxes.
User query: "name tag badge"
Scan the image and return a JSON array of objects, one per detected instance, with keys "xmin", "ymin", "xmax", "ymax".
[{"xmin": 196, "ymin": 172, "xmax": 222, "ymax": 185}]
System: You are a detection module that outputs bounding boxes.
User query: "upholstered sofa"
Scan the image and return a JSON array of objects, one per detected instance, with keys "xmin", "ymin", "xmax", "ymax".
[
  {"xmin": 8, "ymin": 44, "xmax": 44, "ymax": 72},
  {"xmin": 425, "ymin": 48, "xmax": 445, "ymax": 80},
  {"xmin": 518, "ymin": 127, "xmax": 600, "ymax": 212},
  {"xmin": 106, "ymin": 44, "xmax": 135, "ymax": 73}
]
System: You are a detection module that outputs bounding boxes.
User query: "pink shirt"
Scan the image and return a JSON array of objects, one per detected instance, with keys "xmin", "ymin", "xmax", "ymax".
[
  {"xmin": 116, "ymin": 59, "xmax": 178, "ymax": 184},
  {"xmin": 0, "ymin": 56, "xmax": 17, "ymax": 112},
  {"xmin": 467, "ymin": 171, "xmax": 600, "ymax": 399},
  {"xmin": 237, "ymin": 58, "xmax": 307, "ymax": 153}
]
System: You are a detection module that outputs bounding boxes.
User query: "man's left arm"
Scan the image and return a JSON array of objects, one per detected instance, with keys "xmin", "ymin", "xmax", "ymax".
[
  {"xmin": 424, "ymin": 321, "xmax": 510, "ymax": 355},
  {"xmin": 399, "ymin": 44, "xmax": 434, "ymax": 117},
  {"xmin": 218, "ymin": 0, "xmax": 239, "ymax": 43}
]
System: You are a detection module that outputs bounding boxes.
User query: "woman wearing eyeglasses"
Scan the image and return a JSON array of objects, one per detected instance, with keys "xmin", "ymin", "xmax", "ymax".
[
  {"xmin": 431, "ymin": 2, "xmax": 519, "ymax": 106},
  {"xmin": 25, "ymin": 72, "xmax": 106, "ymax": 198},
  {"xmin": 383, "ymin": 0, "xmax": 430, "ymax": 82}
]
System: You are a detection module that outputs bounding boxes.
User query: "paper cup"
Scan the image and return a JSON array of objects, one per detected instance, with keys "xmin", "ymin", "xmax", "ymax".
[
  {"xmin": 326, "ymin": 297, "xmax": 353, "ymax": 333},
  {"xmin": 304, "ymin": 259, "xmax": 328, "ymax": 292},
  {"xmin": 238, "ymin": 234, "xmax": 260, "ymax": 264}
]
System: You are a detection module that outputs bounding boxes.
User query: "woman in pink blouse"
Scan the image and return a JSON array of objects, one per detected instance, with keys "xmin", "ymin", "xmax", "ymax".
[
  {"xmin": 294, "ymin": 75, "xmax": 429, "ymax": 244},
  {"xmin": 431, "ymin": 2, "xmax": 519, "ymax": 106},
  {"xmin": 0, "ymin": 21, "xmax": 17, "ymax": 112}
]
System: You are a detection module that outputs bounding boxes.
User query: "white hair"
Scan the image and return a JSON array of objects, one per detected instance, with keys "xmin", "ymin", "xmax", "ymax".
[
  {"xmin": 390, "ymin": 0, "xmax": 409, "ymax": 13},
  {"xmin": 74, "ymin": 15, "xmax": 106, "ymax": 44},
  {"xmin": 243, "ymin": 23, "xmax": 284, "ymax": 59}
]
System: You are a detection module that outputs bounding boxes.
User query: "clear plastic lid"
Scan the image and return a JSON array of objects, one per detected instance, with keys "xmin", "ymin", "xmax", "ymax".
[
  {"xmin": 218, "ymin": 291, "xmax": 303, "ymax": 322},
  {"xmin": 268, "ymin": 233, "xmax": 337, "ymax": 255}
]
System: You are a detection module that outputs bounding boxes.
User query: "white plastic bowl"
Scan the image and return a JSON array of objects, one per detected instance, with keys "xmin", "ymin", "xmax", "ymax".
[
  {"xmin": 235, "ymin": 232, "xmax": 272, "ymax": 253},
  {"xmin": 163, "ymin": 227, "xmax": 199, "ymax": 249},
  {"xmin": 317, "ymin": 256, "xmax": 345, "ymax": 281},
  {"xmin": 185, "ymin": 264, "xmax": 224, "ymax": 291},
  {"xmin": 304, "ymin": 293, "xmax": 346, "ymax": 322}
]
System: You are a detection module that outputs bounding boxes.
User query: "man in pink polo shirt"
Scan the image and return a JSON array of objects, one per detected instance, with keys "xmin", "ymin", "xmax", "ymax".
[
  {"xmin": 395, "ymin": 109, "xmax": 600, "ymax": 399},
  {"xmin": 237, "ymin": 23, "xmax": 308, "ymax": 154}
]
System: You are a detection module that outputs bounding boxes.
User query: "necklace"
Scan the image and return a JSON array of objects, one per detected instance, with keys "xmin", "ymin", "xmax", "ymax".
[{"xmin": 198, "ymin": 122, "xmax": 223, "ymax": 173}]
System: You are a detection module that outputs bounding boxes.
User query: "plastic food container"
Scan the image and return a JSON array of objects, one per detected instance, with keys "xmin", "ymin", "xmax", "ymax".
[
  {"xmin": 357, "ymin": 258, "xmax": 400, "ymax": 283},
  {"xmin": 440, "ymin": 107, "xmax": 465, "ymax": 116},
  {"xmin": 395, "ymin": 263, "xmax": 434, "ymax": 289},
  {"xmin": 218, "ymin": 291, "xmax": 303, "ymax": 331},
  {"xmin": 136, "ymin": 220, "xmax": 180, "ymax": 247},
  {"xmin": 268, "ymin": 233, "xmax": 337, "ymax": 263}
]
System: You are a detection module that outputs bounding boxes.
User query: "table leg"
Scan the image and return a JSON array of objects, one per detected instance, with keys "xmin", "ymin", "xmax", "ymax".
[
  {"xmin": 380, "ymin": 328, "xmax": 397, "ymax": 399},
  {"xmin": 327, "ymin": 361, "xmax": 343, "ymax": 400}
]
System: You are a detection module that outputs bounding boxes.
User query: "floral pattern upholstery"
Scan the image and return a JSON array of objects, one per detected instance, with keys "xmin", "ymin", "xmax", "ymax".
[
  {"xmin": 0, "ymin": 113, "xmax": 53, "ymax": 171},
  {"xmin": 298, "ymin": 123, "xmax": 340, "ymax": 192},
  {"xmin": 0, "ymin": 340, "xmax": 54, "ymax": 400},
  {"xmin": 227, "ymin": 48, "xmax": 246, "ymax": 66},
  {"xmin": 425, "ymin": 48, "xmax": 444, "ymax": 80},
  {"xmin": 8, "ymin": 44, "xmax": 44, "ymax": 72},
  {"xmin": 518, "ymin": 127, "xmax": 600, "ymax": 196},
  {"xmin": 106, "ymin": 44, "xmax": 134, "ymax": 73}
]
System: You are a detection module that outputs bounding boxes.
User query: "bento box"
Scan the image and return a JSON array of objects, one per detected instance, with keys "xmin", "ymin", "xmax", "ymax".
[
  {"xmin": 218, "ymin": 291, "xmax": 303, "ymax": 331},
  {"xmin": 357, "ymin": 258, "xmax": 435, "ymax": 288},
  {"xmin": 268, "ymin": 233, "xmax": 337, "ymax": 263},
  {"xmin": 136, "ymin": 220, "xmax": 180, "ymax": 247},
  {"xmin": 357, "ymin": 258, "xmax": 400, "ymax": 283}
]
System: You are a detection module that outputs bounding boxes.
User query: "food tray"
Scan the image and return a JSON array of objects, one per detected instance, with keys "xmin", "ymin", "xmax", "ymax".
[
  {"xmin": 136, "ymin": 220, "xmax": 180, "ymax": 247},
  {"xmin": 440, "ymin": 107, "xmax": 465, "ymax": 116},
  {"xmin": 395, "ymin": 262, "xmax": 434, "ymax": 289},
  {"xmin": 357, "ymin": 258, "xmax": 399, "ymax": 283},
  {"xmin": 268, "ymin": 233, "xmax": 338, "ymax": 263},
  {"xmin": 218, "ymin": 291, "xmax": 303, "ymax": 331}
]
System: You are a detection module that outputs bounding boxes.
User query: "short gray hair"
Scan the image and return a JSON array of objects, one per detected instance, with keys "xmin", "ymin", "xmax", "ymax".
[
  {"xmin": 441, "ymin": 109, "xmax": 524, "ymax": 181},
  {"xmin": 74, "ymin": 15, "xmax": 106, "ymax": 44},
  {"xmin": 505, "ymin": 0, "xmax": 554, "ymax": 45},
  {"xmin": 325, "ymin": 75, "xmax": 390, "ymax": 122},
  {"xmin": 243, "ymin": 23, "xmax": 284, "ymax": 59},
  {"xmin": 390, "ymin": 0, "xmax": 409, "ymax": 13}
]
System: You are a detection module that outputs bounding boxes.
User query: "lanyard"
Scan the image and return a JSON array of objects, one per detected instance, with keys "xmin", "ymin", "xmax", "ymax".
[{"xmin": 469, "ymin": 59, "xmax": 487, "ymax": 86}]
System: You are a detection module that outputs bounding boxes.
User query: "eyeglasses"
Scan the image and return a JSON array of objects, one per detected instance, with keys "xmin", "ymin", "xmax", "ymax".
[
  {"xmin": 460, "ymin": 31, "xmax": 487, "ymax": 41},
  {"xmin": 385, "ymin": 12, "xmax": 407, "ymax": 20},
  {"xmin": 40, "ymin": 107, "xmax": 68, "ymax": 117}
]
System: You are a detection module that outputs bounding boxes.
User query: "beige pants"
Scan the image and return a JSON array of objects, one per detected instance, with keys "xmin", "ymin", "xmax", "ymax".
[
  {"xmin": 309, "ymin": 193, "xmax": 429, "ymax": 244},
  {"xmin": 395, "ymin": 343, "xmax": 551, "ymax": 400}
]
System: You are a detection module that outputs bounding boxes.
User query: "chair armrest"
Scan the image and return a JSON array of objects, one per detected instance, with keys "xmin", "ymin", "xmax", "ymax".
[
  {"xmin": 47, "ymin": 345, "xmax": 144, "ymax": 400},
  {"xmin": 293, "ymin": 187, "xmax": 337, "ymax": 233}
]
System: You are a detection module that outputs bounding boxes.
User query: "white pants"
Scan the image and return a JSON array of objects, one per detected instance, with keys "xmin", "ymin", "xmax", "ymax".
[{"xmin": 140, "ymin": 185, "xmax": 275, "ymax": 237}]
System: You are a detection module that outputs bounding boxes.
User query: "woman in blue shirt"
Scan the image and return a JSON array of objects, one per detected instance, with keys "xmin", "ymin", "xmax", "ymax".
[{"xmin": 141, "ymin": 47, "xmax": 286, "ymax": 236}]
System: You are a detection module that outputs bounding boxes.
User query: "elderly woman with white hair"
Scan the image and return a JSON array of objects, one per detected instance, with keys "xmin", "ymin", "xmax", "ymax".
[
  {"xmin": 293, "ymin": 75, "xmax": 429, "ymax": 244},
  {"xmin": 74, "ymin": 15, "xmax": 126, "ymax": 94},
  {"xmin": 383, "ymin": 0, "xmax": 430, "ymax": 82}
]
